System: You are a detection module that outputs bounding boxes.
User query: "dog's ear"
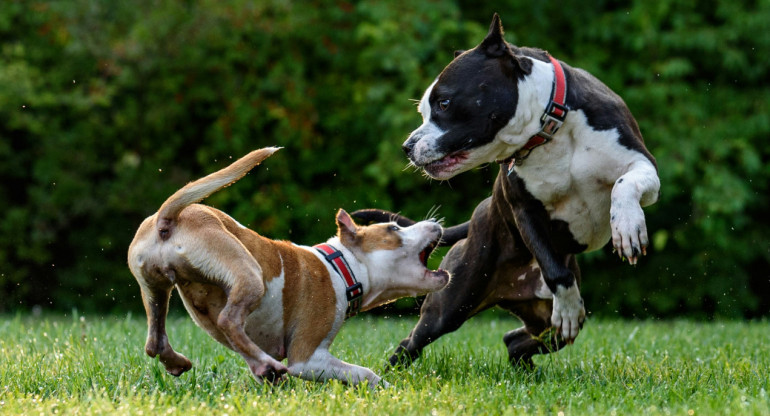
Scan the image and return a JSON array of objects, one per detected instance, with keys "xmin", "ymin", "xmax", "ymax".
[
  {"xmin": 481, "ymin": 13, "xmax": 509, "ymax": 58},
  {"xmin": 336, "ymin": 209, "xmax": 358, "ymax": 244},
  {"xmin": 481, "ymin": 14, "xmax": 533, "ymax": 77},
  {"xmin": 512, "ymin": 55, "xmax": 533, "ymax": 76}
]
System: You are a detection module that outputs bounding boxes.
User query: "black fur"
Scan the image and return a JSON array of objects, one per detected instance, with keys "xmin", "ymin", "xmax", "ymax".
[
  {"xmin": 405, "ymin": 13, "xmax": 656, "ymax": 169},
  {"xmin": 370, "ymin": 13, "xmax": 658, "ymax": 370}
]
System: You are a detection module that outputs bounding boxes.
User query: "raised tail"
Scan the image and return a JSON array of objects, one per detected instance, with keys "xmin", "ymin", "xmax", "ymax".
[
  {"xmin": 351, "ymin": 208, "xmax": 469, "ymax": 247},
  {"xmin": 156, "ymin": 147, "xmax": 280, "ymax": 237}
]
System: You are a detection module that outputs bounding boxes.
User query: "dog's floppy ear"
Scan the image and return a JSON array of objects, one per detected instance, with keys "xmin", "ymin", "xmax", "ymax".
[
  {"xmin": 481, "ymin": 13, "xmax": 509, "ymax": 57},
  {"xmin": 336, "ymin": 209, "xmax": 358, "ymax": 244}
]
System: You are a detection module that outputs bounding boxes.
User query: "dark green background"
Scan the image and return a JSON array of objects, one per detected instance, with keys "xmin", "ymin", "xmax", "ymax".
[{"xmin": 1, "ymin": 0, "xmax": 768, "ymax": 318}]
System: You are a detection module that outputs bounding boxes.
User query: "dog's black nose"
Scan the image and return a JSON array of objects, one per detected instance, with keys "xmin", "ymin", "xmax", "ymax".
[{"xmin": 402, "ymin": 137, "xmax": 416, "ymax": 157}]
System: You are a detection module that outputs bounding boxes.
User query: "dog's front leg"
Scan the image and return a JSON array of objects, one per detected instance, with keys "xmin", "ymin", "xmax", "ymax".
[
  {"xmin": 289, "ymin": 349, "xmax": 387, "ymax": 390},
  {"xmin": 140, "ymin": 277, "xmax": 192, "ymax": 376},
  {"xmin": 515, "ymin": 204, "xmax": 584, "ymax": 343},
  {"xmin": 185, "ymin": 226, "xmax": 288, "ymax": 382},
  {"xmin": 610, "ymin": 160, "xmax": 660, "ymax": 265},
  {"xmin": 502, "ymin": 176, "xmax": 585, "ymax": 343}
]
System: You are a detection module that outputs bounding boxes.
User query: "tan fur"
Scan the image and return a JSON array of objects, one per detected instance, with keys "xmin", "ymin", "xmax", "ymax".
[
  {"xmin": 128, "ymin": 147, "xmax": 448, "ymax": 388},
  {"xmin": 357, "ymin": 224, "xmax": 403, "ymax": 252},
  {"xmin": 275, "ymin": 242, "xmax": 337, "ymax": 364}
]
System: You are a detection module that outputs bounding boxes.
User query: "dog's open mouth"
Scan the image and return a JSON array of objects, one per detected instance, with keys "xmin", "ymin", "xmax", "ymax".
[
  {"xmin": 423, "ymin": 150, "xmax": 469, "ymax": 176},
  {"xmin": 419, "ymin": 241, "xmax": 434, "ymax": 266},
  {"xmin": 419, "ymin": 236, "xmax": 450, "ymax": 283}
]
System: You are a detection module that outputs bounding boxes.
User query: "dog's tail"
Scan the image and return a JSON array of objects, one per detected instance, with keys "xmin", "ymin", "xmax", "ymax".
[
  {"xmin": 351, "ymin": 209, "xmax": 469, "ymax": 247},
  {"xmin": 156, "ymin": 147, "xmax": 280, "ymax": 238}
]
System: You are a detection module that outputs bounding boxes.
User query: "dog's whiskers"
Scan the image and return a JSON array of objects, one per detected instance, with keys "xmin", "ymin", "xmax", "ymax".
[
  {"xmin": 424, "ymin": 205, "xmax": 443, "ymax": 223},
  {"xmin": 403, "ymin": 161, "xmax": 419, "ymax": 173}
]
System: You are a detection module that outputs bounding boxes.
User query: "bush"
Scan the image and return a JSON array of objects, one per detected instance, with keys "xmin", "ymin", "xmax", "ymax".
[{"xmin": 1, "ymin": 0, "xmax": 768, "ymax": 318}]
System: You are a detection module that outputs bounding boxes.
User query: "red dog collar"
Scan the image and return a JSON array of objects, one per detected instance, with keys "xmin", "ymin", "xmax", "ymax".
[
  {"xmin": 314, "ymin": 243, "xmax": 363, "ymax": 318},
  {"xmin": 505, "ymin": 54, "xmax": 569, "ymax": 170}
]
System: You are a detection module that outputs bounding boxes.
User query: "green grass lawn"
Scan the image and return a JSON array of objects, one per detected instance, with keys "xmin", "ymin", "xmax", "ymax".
[{"xmin": 1, "ymin": 311, "xmax": 768, "ymax": 415}]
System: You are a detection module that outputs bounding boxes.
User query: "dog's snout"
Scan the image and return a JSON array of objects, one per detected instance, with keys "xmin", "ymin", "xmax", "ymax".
[
  {"xmin": 432, "ymin": 222, "xmax": 444, "ymax": 239},
  {"xmin": 415, "ymin": 220, "xmax": 443, "ymax": 240}
]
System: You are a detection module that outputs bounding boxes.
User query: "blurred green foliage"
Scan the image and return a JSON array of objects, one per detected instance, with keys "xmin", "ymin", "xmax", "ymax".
[{"xmin": 1, "ymin": 0, "xmax": 768, "ymax": 318}]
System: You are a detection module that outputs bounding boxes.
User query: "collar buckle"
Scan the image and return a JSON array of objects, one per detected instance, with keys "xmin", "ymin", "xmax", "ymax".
[
  {"xmin": 345, "ymin": 282, "xmax": 363, "ymax": 316},
  {"xmin": 539, "ymin": 102, "xmax": 568, "ymax": 140},
  {"xmin": 503, "ymin": 55, "xmax": 568, "ymax": 170},
  {"xmin": 346, "ymin": 282, "xmax": 363, "ymax": 301}
]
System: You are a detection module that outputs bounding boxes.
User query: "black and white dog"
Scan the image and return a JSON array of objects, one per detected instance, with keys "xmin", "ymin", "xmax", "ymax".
[{"xmin": 354, "ymin": 14, "xmax": 660, "ymax": 367}]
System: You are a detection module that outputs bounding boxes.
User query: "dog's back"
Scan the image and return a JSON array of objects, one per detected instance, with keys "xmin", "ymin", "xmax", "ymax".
[{"xmin": 128, "ymin": 146, "xmax": 279, "ymax": 288}]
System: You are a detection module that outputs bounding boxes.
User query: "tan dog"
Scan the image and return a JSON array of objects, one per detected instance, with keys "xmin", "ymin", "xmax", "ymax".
[{"xmin": 127, "ymin": 147, "xmax": 449, "ymax": 388}]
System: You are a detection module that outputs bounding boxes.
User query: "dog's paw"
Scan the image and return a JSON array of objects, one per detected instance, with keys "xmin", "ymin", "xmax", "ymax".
[
  {"xmin": 158, "ymin": 350, "xmax": 193, "ymax": 377},
  {"xmin": 374, "ymin": 378, "xmax": 391, "ymax": 390},
  {"xmin": 551, "ymin": 284, "xmax": 585, "ymax": 343},
  {"xmin": 610, "ymin": 202, "xmax": 648, "ymax": 265},
  {"xmin": 251, "ymin": 359, "xmax": 289, "ymax": 384}
]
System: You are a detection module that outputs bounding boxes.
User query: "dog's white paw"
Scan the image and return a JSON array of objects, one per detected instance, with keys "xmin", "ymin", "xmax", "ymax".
[
  {"xmin": 610, "ymin": 201, "xmax": 648, "ymax": 265},
  {"xmin": 372, "ymin": 377, "xmax": 391, "ymax": 390},
  {"xmin": 551, "ymin": 283, "xmax": 585, "ymax": 343}
]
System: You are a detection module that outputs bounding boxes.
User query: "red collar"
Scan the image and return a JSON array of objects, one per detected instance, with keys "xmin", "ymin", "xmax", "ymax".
[
  {"xmin": 314, "ymin": 243, "xmax": 363, "ymax": 318},
  {"xmin": 502, "ymin": 54, "xmax": 568, "ymax": 171}
]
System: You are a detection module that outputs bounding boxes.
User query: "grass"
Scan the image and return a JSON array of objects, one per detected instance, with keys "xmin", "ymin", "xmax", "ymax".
[{"xmin": 1, "ymin": 310, "xmax": 768, "ymax": 415}]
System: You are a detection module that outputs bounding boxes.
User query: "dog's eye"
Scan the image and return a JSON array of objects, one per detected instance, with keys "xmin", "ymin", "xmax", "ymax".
[
  {"xmin": 388, "ymin": 225, "xmax": 400, "ymax": 232},
  {"xmin": 438, "ymin": 99, "xmax": 450, "ymax": 111}
]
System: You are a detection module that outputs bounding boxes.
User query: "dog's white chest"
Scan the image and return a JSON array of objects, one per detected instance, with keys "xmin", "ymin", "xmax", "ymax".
[
  {"xmin": 519, "ymin": 171, "xmax": 612, "ymax": 252},
  {"xmin": 515, "ymin": 112, "xmax": 637, "ymax": 251}
]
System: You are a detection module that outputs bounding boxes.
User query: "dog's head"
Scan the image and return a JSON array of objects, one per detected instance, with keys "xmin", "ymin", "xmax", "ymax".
[
  {"xmin": 334, "ymin": 209, "xmax": 449, "ymax": 310},
  {"xmin": 403, "ymin": 14, "xmax": 534, "ymax": 180}
]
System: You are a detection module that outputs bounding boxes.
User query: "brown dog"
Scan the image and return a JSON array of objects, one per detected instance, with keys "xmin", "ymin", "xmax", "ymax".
[{"xmin": 127, "ymin": 147, "xmax": 449, "ymax": 387}]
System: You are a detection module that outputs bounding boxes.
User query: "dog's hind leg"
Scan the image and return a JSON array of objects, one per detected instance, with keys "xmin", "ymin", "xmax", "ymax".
[
  {"xmin": 503, "ymin": 255, "xmax": 580, "ymax": 367},
  {"xmin": 503, "ymin": 325, "xmax": 567, "ymax": 368},
  {"xmin": 129, "ymin": 218, "xmax": 192, "ymax": 376},
  {"xmin": 502, "ymin": 304, "xmax": 568, "ymax": 368},
  {"xmin": 139, "ymin": 275, "xmax": 193, "ymax": 376}
]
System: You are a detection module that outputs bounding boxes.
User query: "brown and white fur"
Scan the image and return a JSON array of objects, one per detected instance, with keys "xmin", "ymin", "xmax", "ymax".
[{"xmin": 127, "ymin": 147, "xmax": 449, "ymax": 388}]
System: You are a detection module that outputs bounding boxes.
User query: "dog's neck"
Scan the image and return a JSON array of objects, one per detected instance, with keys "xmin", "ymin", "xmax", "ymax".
[
  {"xmin": 314, "ymin": 237, "xmax": 414, "ymax": 314},
  {"xmin": 494, "ymin": 58, "xmax": 561, "ymax": 159},
  {"xmin": 314, "ymin": 237, "xmax": 377, "ymax": 311}
]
